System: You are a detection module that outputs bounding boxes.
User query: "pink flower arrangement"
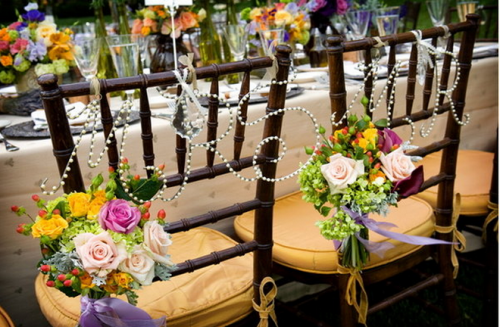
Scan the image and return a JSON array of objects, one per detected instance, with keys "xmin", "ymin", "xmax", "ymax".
[{"xmin": 131, "ymin": 5, "xmax": 201, "ymax": 38}]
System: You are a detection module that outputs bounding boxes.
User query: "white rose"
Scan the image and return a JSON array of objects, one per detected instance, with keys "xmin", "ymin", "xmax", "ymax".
[
  {"xmin": 143, "ymin": 221, "xmax": 173, "ymax": 265},
  {"xmin": 35, "ymin": 21, "xmax": 57, "ymax": 47},
  {"xmin": 321, "ymin": 153, "xmax": 364, "ymax": 194},
  {"xmin": 119, "ymin": 246, "xmax": 156, "ymax": 285},
  {"xmin": 379, "ymin": 147, "xmax": 416, "ymax": 182}
]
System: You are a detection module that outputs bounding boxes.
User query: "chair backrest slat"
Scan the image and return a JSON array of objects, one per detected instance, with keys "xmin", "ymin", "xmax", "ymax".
[
  {"xmin": 406, "ymin": 43, "xmax": 418, "ymax": 117},
  {"xmin": 233, "ymin": 71, "xmax": 251, "ymax": 160}
]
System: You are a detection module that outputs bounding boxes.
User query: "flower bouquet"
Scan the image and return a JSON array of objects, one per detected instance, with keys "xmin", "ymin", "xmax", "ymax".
[
  {"xmin": 298, "ymin": 113, "xmax": 424, "ymax": 270},
  {"xmin": 0, "ymin": 3, "xmax": 74, "ymax": 86},
  {"xmin": 12, "ymin": 160, "xmax": 174, "ymax": 326},
  {"xmin": 131, "ymin": 5, "xmax": 202, "ymax": 38},
  {"xmin": 241, "ymin": 1, "xmax": 311, "ymax": 51}
]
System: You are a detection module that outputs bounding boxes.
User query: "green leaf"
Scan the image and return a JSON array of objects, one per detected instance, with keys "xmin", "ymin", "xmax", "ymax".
[
  {"xmin": 115, "ymin": 178, "xmax": 163, "ymax": 205},
  {"xmin": 320, "ymin": 205, "xmax": 332, "ymax": 217},
  {"xmin": 374, "ymin": 118, "xmax": 388, "ymax": 128},
  {"xmin": 355, "ymin": 119, "xmax": 368, "ymax": 131}
]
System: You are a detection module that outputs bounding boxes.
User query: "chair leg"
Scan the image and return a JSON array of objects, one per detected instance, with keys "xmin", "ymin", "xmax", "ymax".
[
  {"xmin": 338, "ymin": 274, "xmax": 359, "ymax": 327},
  {"xmin": 438, "ymin": 250, "xmax": 461, "ymax": 326}
]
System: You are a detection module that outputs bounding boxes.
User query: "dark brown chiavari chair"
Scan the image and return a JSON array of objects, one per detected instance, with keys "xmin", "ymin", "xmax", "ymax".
[
  {"xmin": 35, "ymin": 46, "xmax": 292, "ymax": 327},
  {"xmin": 235, "ymin": 15, "xmax": 480, "ymax": 326}
]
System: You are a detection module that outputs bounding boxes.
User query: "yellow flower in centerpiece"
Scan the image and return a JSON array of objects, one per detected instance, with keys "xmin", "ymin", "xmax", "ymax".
[
  {"xmin": 114, "ymin": 272, "xmax": 134, "ymax": 289},
  {"xmin": 88, "ymin": 190, "xmax": 108, "ymax": 220},
  {"xmin": 274, "ymin": 10, "xmax": 293, "ymax": 25},
  {"xmin": 249, "ymin": 8, "xmax": 263, "ymax": 21},
  {"xmin": 31, "ymin": 214, "xmax": 69, "ymax": 239},
  {"xmin": 79, "ymin": 272, "xmax": 95, "ymax": 289},
  {"xmin": 67, "ymin": 192, "xmax": 91, "ymax": 217},
  {"xmin": 356, "ymin": 128, "xmax": 378, "ymax": 151}
]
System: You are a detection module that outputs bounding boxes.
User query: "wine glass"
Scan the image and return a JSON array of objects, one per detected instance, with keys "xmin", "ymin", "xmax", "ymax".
[
  {"xmin": 375, "ymin": 6, "xmax": 401, "ymax": 36},
  {"xmin": 71, "ymin": 36, "xmax": 101, "ymax": 81},
  {"xmin": 106, "ymin": 34, "xmax": 140, "ymax": 110},
  {"xmin": 223, "ymin": 24, "xmax": 248, "ymax": 62},
  {"xmin": 258, "ymin": 27, "xmax": 284, "ymax": 55},
  {"xmin": 345, "ymin": 9, "xmax": 373, "ymax": 40},
  {"xmin": 427, "ymin": 0, "xmax": 450, "ymax": 26}
]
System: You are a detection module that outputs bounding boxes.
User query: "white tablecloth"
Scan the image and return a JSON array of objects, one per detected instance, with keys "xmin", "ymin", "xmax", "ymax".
[{"xmin": 0, "ymin": 54, "xmax": 497, "ymax": 326}]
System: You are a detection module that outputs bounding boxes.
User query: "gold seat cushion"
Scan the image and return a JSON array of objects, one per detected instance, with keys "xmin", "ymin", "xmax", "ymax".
[
  {"xmin": 235, "ymin": 192, "xmax": 434, "ymax": 274},
  {"xmin": 415, "ymin": 150, "xmax": 494, "ymax": 216},
  {"xmin": 0, "ymin": 306, "xmax": 14, "ymax": 327},
  {"xmin": 35, "ymin": 227, "xmax": 253, "ymax": 327}
]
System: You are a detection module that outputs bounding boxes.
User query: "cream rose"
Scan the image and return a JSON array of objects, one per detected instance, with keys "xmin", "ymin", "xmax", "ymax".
[
  {"xmin": 74, "ymin": 232, "xmax": 127, "ymax": 277},
  {"xmin": 321, "ymin": 153, "xmax": 364, "ymax": 194},
  {"xmin": 143, "ymin": 221, "xmax": 173, "ymax": 265},
  {"xmin": 119, "ymin": 246, "xmax": 156, "ymax": 285},
  {"xmin": 36, "ymin": 21, "xmax": 57, "ymax": 47},
  {"xmin": 379, "ymin": 147, "xmax": 416, "ymax": 182}
]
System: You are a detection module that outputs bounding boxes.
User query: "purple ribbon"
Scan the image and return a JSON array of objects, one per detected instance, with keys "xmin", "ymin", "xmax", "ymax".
[
  {"xmin": 340, "ymin": 206, "xmax": 453, "ymax": 259},
  {"xmin": 80, "ymin": 296, "xmax": 166, "ymax": 327}
]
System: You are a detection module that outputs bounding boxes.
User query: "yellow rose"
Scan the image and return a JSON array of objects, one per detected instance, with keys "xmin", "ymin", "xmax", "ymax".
[
  {"xmin": 113, "ymin": 272, "xmax": 133, "ymax": 289},
  {"xmin": 79, "ymin": 272, "xmax": 95, "ymax": 289},
  {"xmin": 362, "ymin": 128, "xmax": 378, "ymax": 145},
  {"xmin": 249, "ymin": 8, "xmax": 262, "ymax": 20},
  {"xmin": 274, "ymin": 10, "xmax": 293, "ymax": 25},
  {"xmin": 67, "ymin": 192, "xmax": 91, "ymax": 217},
  {"xmin": 36, "ymin": 21, "xmax": 57, "ymax": 47},
  {"xmin": 31, "ymin": 214, "xmax": 68, "ymax": 239},
  {"xmin": 88, "ymin": 190, "xmax": 108, "ymax": 220},
  {"xmin": 197, "ymin": 8, "xmax": 206, "ymax": 22}
]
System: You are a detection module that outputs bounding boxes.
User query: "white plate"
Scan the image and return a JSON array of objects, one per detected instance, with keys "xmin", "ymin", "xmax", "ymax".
[
  {"xmin": 0, "ymin": 120, "xmax": 11, "ymax": 129},
  {"xmin": 343, "ymin": 61, "xmax": 388, "ymax": 80},
  {"xmin": 296, "ymin": 64, "xmax": 329, "ymax": 72},
  {"xmin": 0, "ymin": 86, "xmax": 17, "ymax": 94},
  {"xmin": 293, "ymin": 71, "xmax": 328, "ymax": 83}
]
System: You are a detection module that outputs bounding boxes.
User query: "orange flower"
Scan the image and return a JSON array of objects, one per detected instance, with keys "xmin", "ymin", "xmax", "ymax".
[
  {"xmin": 48, "ymin": 44, "xmax": 74, "ymax": 61},
  {"xmin": 0, "ymin": 28, "xmax": 10, "ymax": 42},
  {"xmin": 49, "ymin": 31, "xmax": 71, "ymax": 45},
  {"xmin": 178, "ymin": 11, "xmax": 198, "ymax": 30},
  {"xmin": 113, "ymin": 272, "xmax": 133, "ymax": 289},
  {"xmin": 79, "ymin": 272, "xmax": 95, "ymax": 289},
  {"xmin": 369, "ymin": 170, "xmax": 386, "ymax": 183},
  {"xmin": 0, "ymin": 55, "xmax": 13, "ymax": 67}
]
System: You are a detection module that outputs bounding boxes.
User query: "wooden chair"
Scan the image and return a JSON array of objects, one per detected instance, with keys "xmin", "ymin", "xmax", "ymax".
[
  {"xmin": 35, "ymin": 46, "xmax": 292, "ymax": 326},
  {"xmin": 235, "ymin": 15, "xmax": 480, "ymax": 326},
  {"xmin": 447, "ymin": 4, "xmax": 498, "ymax": 41},
  {"xmin": 0, "ymin": 306, "xmax": 14, "ymax": 327}
]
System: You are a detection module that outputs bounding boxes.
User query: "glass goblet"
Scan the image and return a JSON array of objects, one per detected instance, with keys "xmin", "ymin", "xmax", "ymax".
[
  {"xmin": 72, "ymin": 37, "xmax": 101, "ymax": 81},
  {"xmin": 427, "ymin": 0, "xmax": 450, "ymax": 26},
  {"xmin": 345, "ymin": 9, "xmax": 373, "ymax": 40},
  {"xmin": 375, "ymin": 6, "xmax": 401, "ymax": 36},
  {"xmin": 258, "ymin": 27, "xmax": 284, "ymax": 55},
  {"xmin": 106, "ymin": 34, "xmax": 140, "ymax": 110}
]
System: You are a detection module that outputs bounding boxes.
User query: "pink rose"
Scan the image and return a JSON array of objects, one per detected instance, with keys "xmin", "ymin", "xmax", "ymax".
[
  {"xmin": 119, "ymin": 246, "xmax": 156, "ymax": 285},
  {"xmin": 74, "ymin": 232, "xmax": 127, "ymax": 277},
  {"xmin": 379, "ymin": 147, "xmax": 416, "ymax": 182},
  {"xmin": 99, "ymin": 199, "xmax": 141, "ymax": 234},
  {"xmin": 0, "ymin": 41, "xmax": 9, "ymax": 52},
  {"xmin": 321, "ymin": 153, "xmax": 364, "ymax": 194},
  {"xmin": 336, "ymin": 0, "xmax": 349, "ymax": 15},
  {"xmin": 143, "ymin": 221, "xmax": 173, "ymax": 265},
  {"xmin": 131, "ymin": 19, "xmax": 144, "ymax": 35}
]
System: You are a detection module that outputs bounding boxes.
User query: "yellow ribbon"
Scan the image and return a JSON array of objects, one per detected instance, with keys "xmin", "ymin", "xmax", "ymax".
[
  {"xmin": 89, "ymin": 76, "xmax": 102, "ymax": 100},
  {"xmin": 482, "ymin": 201, "xmax": 498, "ymax": 242},
  {"xmin": 252, "ymin": 276, "xmax": 279, "ymax": 327},
  {"xmin": 178, "ymin": 53, "xmax": 197, "ymax": 91},
  {"xmin": 337, "ymin": 266, "xmax": 368, "ymax": 326},
  {"xmin": 434, "ymin": 194, "xmax": 465, "ymax": 279}
]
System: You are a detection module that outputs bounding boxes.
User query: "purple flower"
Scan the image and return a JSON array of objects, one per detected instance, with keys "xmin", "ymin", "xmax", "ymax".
[
  {"xmin": 99, "ymin": 199, "xmax": 142, "ymax": 234},
  {"xmin": 378, "ymin": 128, "xmax": 403, "ymax": 153},
  {"xmin": 392, "ymin": 165, "xmax": 424, "ymax": 198},
  {"xmin": 22, "ymin": 10, "xmax": 45, "ymax": 23},
  {"xmin": 27, "ymin": 39, "xmax": 47, "ymax": 61}
]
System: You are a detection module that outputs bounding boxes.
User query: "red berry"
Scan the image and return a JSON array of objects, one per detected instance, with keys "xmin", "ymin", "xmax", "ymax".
[
  {"xmin": 393, "ymin": 144, "xmax": 399, "ymax": 150},
  {"xmin": 366, "ymin": 151, "xmax": 372, "ymax": 157},
  {"xmin": 57, "ymin": 274, "xmax": 66, "ymax": 281},
  {"xmin": 71, "ymin": 269, "xmax": 79, "ymax": 276},
  {"xmin": 158, "ymin": 164, "xmax": 165, "ymax": 171},
  {"xmin": 41, "ymin": 248, "xmax": 50, "ymax": 255},
  {"xmin": 52, "ymin": 209, "xmax": 60, "ymax": 215},
  {"xmin": 143, "ymin": 201, "xmax": 152, "ymax": 209},
  {"xmin": 142, "ymin": 212, "xmax": 151, "ymax": 220},
  {"xmin": 122, "ymin": 158, "xmax": 129, "ymax": 164},
  {"xmin": 16, "ymin": 224, "xmax": 25, "ymax": 234},
  {"xmin": 374, "ymin": 163, "xmax": 381, "ymax": 169},
  {"xmin": 157, "ymin": 209, "xmax": 166, "ymax": 219},
  {"xmin": 134, "ymin": 174, "xmax": 140, "ymax": 181},
  {"xmin": 46, "ymin": 280, "xmax": 55, "ymax": 287},
  {"xmin": 10, "ymin": 205, "xmax": 19, "ymax": 212},
  {"xmin": 32, "ymin": 195, "xmax": 40, "ymax": 202},
  {"xmin": 63, "ymin": 280, "xmax": 72, "ymax": 287},
  {"xmin": 108, "ymin": 166, "xmax": 115, "ymax": 173},
  {"xmin": 342, "ymin": 128, "xmax": 348, "ymax": 135},
  {"xmin": 40, "ymin": 265, "xmax": 51, "ymax": 273},
  {"xmin": 38, "ymin": 210, "xmax": 47, "ymax": 218}
]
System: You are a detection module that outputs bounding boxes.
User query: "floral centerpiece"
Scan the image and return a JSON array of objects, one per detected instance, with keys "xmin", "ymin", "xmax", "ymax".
[
  {"xmin": 131, "ymin": 5, "xmax": 202, "ymax": 38},
  {"xmin": 0, "ymin": 3, "xmax": 73, "ymax": 86},
  {"xmin": 241, "ymin": 2, "xmax": 311, "ymax": 48},
  {"xmin": 298, "ymin": 113, "xmax": 424, "ymax": 270},
  {"xmin": 12, "ymin": 160, "xmax": 174, "ymax": 326}
]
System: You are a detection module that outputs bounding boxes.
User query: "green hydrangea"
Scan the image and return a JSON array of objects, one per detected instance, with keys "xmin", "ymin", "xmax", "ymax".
[
  {"xmin": 315, "ymin": 210, "xmax": 362, "ymax": 241},
  {"xmin": 13, "ymin": 55, "xmax": 31, "ymax": 72},
  {"xmin": 52, "ymin": 59, "xmax": 69, "ymax": 75},
  {"xmin": 0, "ymin": 70, "xmax": 15, "ymax": 84},
  {"xmin": 34, "ymin": 63, "xmax": 55, "ymax": 76}
]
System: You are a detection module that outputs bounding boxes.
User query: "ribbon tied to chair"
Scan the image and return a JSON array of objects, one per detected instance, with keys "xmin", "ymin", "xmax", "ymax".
[
  {"xmin": 434, "ymin": 193, "xmax": 466, "ymax": 278},
  {"xmin": 252, "ymin": 276, "xmax": 279, "ymax": 327},
  {"xmin": 410, "ymin": 30, "xmax": 436, "ymax": 85},
  {"xmin": 337, "ymin": 265, "xmax": 368, "ymax": 326},
  {"xmin": 178, "ymin": 53, "xmax": 197, "ymax": 91},
  {"xmin": 483, "ymin": 201, "xmax": 499, "ymax": 242}
]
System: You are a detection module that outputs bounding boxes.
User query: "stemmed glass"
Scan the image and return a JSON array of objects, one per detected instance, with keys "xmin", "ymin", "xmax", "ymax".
[
  {"xmin": 258, "ymin": 27, "xmax": 284, "ymax": 55},
  {"xmin": 427, "ymin": 0, "xmax": 450, "ymax": 26},
  {"xmin": 375, "ymin": 6, "xmax": 401, "ymax": 36},
  {"xmin": 457, "ymin": 1, "xmax": 478, "ymax": 21},
  {"xmin": 106, "ymin": 34, "xmax": 140, "ymax": 110},
  {"xmin": 345, "ymin": 9, "xmax": 373, "ymax": 40},
  {"xmin": 222, "ymin": 24, "xmax": 248, "ymax": 62},
  {"xmin": 71, "ymin": 36, "xmax": 101, "ymax": 81}
]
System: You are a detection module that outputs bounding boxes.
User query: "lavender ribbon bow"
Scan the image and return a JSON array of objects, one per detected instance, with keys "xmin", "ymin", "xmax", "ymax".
[
  {"xmin": 80, "ymin": 296, "xmax": 166, "ymax": 327},
  {"xmin": 340, "ymin": 206, "xmax": 453, "ymax": 259}
]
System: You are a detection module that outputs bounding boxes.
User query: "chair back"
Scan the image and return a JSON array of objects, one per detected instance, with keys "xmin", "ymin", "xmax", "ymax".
[
  {"xmin": 38, "ymin": 45, "xmax": 292, "ymax": 304},
  {"xmin": 326, "ymin": 14, "xmax": 479, "ymax": 247}
]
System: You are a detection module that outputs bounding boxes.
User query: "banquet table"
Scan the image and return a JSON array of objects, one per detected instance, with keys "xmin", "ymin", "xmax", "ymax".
[{"xmin": 0, "ymin": 51, "xmax": 497, "ymax": 326}]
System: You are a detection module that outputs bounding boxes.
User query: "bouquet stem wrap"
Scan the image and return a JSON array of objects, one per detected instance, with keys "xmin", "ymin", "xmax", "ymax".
[{"xmin": 80, "ymin": 296, "xmax": 166, "ymax": 327}]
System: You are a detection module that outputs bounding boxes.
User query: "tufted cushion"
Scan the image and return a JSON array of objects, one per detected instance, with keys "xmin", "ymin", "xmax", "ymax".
[
  {"xmin": 0, "ymin": 306, "xmax": 14, "ymax": 327},
  {"xmin": 415, "ymin": 150, "xmax": 494, "ymax": 216},
  {"xmin": 235, "ymin": 192, "xmax": 434, "ymax": 274},
  {"xmin": 35, "ymin": 227, "xmax": 253, "ymax": 327}
]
